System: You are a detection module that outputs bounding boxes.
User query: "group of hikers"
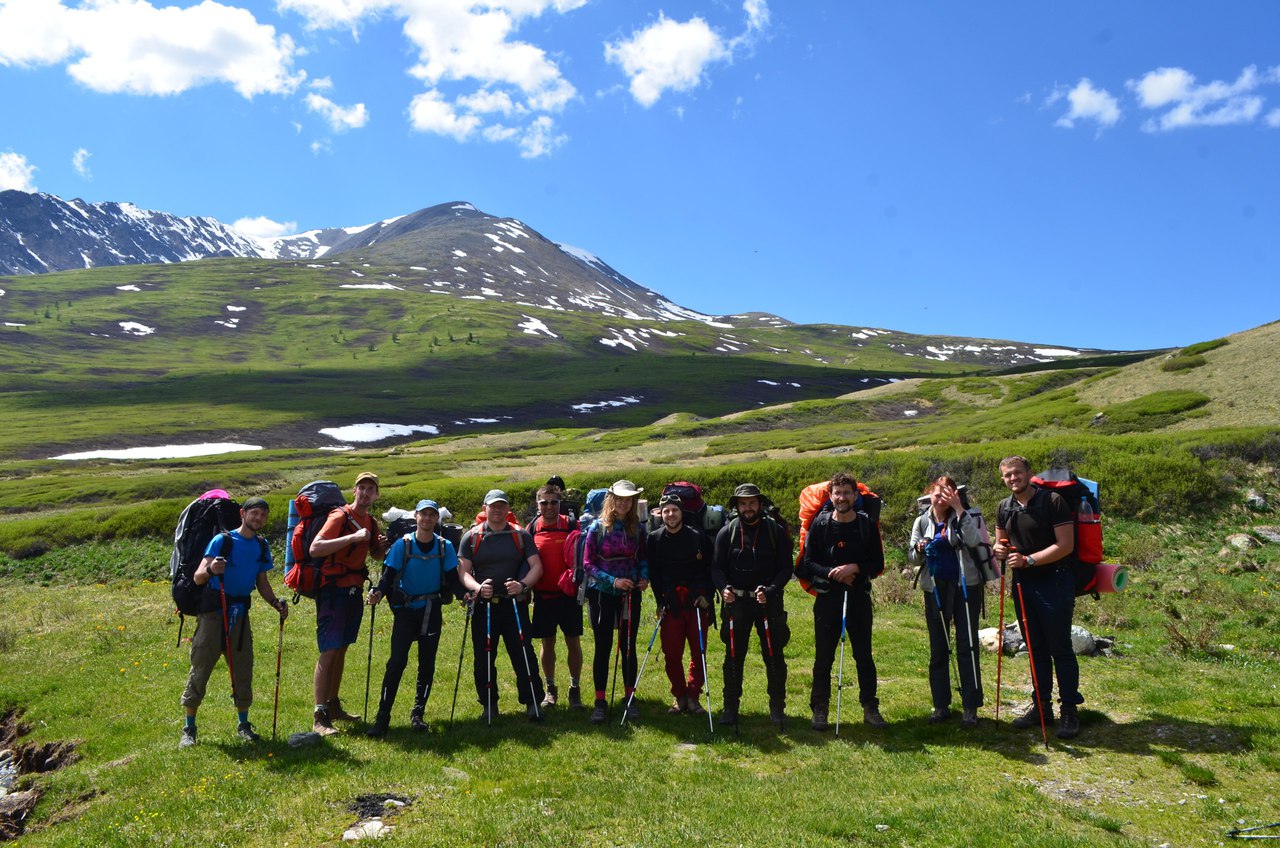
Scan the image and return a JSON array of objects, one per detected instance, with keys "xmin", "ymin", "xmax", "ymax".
[{"xmin": 177, "ymin": 455, "xmax": 1085, "ymax": 748}]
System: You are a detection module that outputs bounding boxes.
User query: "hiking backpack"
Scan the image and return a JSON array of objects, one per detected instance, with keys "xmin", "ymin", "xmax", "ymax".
[
  {"xmin": 170, "ymin": 491, "xmax": 243, "ymax": 619},
  {"xmin": 1029, "ymin": 468, "xmax": 1103, "ymax": 597},
  {"xmin": 656, "ymin": 481, "xmax": 727, "ymax": 537},
  {"xmin": 794, "ymin": 479, "xmax": 882, "ymax": 596},
  {"xmin": 284, "ymin": 480, "xmax": 349, "ymax": 599},
  {"xmin": 912, "ymin": 485, "xmax": 1000, "ymax": 586}
]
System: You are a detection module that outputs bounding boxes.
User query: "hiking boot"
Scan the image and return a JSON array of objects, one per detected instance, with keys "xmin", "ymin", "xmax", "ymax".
[
  {"xmin": 327, "ymin": 698, "xmax": 361, "ymax": 722},
  {"xmin": 313, "ymin": 707, "xmax": 339, "ymax": 736},
  {"xmin": 1011, "ymin": 703, "xmax": 1052, "ymax": 730},
  {"xmin": 688, "ymin": 697, "xmax": 707, "ymax": 717},
  {"xmin": 179, "ymin": 726, "xmax": 197, "ymax": 749},
  {"xmin": 410, "ymin": 708, "xmax": 428, "ymax": 733},
  {"xmin": 811, "ymin": 705, "xmax": 830, "ymax": 732},
  {"xmin": 719, "ymin": 704, "xmax": 739, "ymax": 726},
  {"xmin": 527, "ymin": 703, "xmax": 544, "ymax": 722},
  {"xmin": 928, "ymin": 707, "xmax": 953, "ymax": 725},
  {"xmin": 481, "ymin": 702, "xmax": 499, "ymax": 724},
  {"xmin": 590, "ymin": 699, "xmax": 608, "ymax": 724},
  {"xmin": 668, "ymin": 696, "xmax": 688, "ymax": 715},
  {"xmin": 1057, "ymin": 704, "xmax": 1080, "ymax": 740},
  {"xmin": 961, "ymin": 707, "xmax": 979, "ymax": 728},
  {"xmin": 541, "ymin": 684, "xmax": 558, "ymax": 709},
  {"xmin": 365, "ymin": 712, "xmax": 390, "ymax": 739},
  {"xmin": 863, "ymin": 706, "xmax": 888, "ymax": 728},
  {"xmin": 770, "ymin": 703, "xmax": 786, "ymax": 729},
  {"xmin": 567, "ymin": 685, "xmax": 584, "ymax": 710},
  {"xmin": 624, "ymin": 700, "xmax": 639, "ymax": 723},
  {"xmin": 236, "ymin": 721, "xmax": 261, "ymax": 743}
]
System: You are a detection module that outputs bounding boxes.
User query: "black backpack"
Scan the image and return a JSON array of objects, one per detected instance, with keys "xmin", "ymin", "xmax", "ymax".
[{"xmin": 171, "ymin": 494, "xmax": 243, "ymax": 621}]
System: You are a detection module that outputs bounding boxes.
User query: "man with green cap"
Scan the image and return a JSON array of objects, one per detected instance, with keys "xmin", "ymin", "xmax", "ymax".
[
  {"xmin": 711, "ymin": 483, "xmax": 793, "ymax": 728},
  {"xmin": 179, "ymin": 496, "xmax": 288, "ymax": 748}
]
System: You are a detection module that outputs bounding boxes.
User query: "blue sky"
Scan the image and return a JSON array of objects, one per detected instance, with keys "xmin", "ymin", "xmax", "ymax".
[{"xmin": 1, "ymin": 1, "xmax": 1278, "ymax": 350}]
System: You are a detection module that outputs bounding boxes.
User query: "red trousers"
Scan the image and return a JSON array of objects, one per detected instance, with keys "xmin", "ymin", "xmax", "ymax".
[{"xmin": 660, "ymin": 607, "xmax": 709, "ymax": 699}]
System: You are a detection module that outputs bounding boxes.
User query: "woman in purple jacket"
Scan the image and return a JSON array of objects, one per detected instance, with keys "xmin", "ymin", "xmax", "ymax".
[{"xmin": 584, "ymin": 480, "xmax": 649, "ymax": 724}]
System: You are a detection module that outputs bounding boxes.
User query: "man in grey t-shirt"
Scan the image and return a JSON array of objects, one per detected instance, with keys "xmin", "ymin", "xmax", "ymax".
[{"xmin": 458, "ymin": 490, "xmax": 547, "ymax": 722}]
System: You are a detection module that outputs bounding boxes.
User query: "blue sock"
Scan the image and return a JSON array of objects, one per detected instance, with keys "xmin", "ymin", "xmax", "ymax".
[
  {"xmin": 238, "ymin": 711, "xmax": 249, "ymax": 725},
  {"xmin": 185, "ymin": 715, "xmax": 196, "ymax": 730}
]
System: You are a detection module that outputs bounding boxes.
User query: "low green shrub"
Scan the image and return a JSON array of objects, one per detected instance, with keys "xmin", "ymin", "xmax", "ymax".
[
  {"xmin": 1161, "ymin": 354, "xmax": 1207, "ymax": 372},
  {"xmin": 1181, "ymin": 337, "xmax": 1229, "ymax": 357}
]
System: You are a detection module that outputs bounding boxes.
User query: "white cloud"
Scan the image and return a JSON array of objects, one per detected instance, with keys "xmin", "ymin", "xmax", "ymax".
[
  {"xmin": 0, "ymin": 152, "xmax": 37, "ymax": 191},
  {"xmin": 72, "ymin": 147, "xmax": 92, "ymax": 178},
  {"xmin": 279, "ymin": 0, "xmax": 581, "ymax": 155},
  {"xmin": 309, "ymin": 75, "xmax": 334, "ymax": 91},
  {"xmin": 408, "ymin": 88, "xmax": 482, "ymax": 140},
  {"xmin": 605, "ymin": 14, "xmax": 729, "ymax": 107},
  {"xmin": 1267, "ymin": 108, "xmax": 1280, "ymax": 129},
  {"xmin": 1050, "ymin": 78, "xmax": 1121, "ymax": 131},
  {"xmin": 305, "ymin": 92, "xmax": 369, "ymax": 131},
  {"xmin": 0, "ymin": 0, "xmax": 303, "ymax": 97},
  {"xmin": 517, "ymin": 115, "xmax": 565, "ymax": 158},
  {"xmin": 310, "ymin": 139, "xmax": 332, "ymax": 155},
  {"xmin": 1127, "ymin": 65, "xmax": 1280, "ymax": 132},
  {"xmin": 232, "ymin": 215, "xmax": 297, "ymax": 238}
]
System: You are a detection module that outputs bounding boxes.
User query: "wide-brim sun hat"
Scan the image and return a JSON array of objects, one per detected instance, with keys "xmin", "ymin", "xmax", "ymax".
[
  {"xmin": 728, "ymin": 482, "xmax": 764, "ymax": 509},
  {"xmin": 608, "ymin": 479, "xmax": 643, "ymax": 497}
]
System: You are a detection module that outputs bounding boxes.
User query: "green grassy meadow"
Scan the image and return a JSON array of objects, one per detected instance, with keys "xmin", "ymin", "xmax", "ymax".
[{"xmin": 1, "ymin": 262, "xmax": 1279, "ymax": 845}]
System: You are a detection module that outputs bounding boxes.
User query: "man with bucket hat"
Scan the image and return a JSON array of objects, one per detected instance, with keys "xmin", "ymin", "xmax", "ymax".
[
  {"xmin": 457, "ymin": 490, "xmax": 547, "ymax": 722},
  {"xmin": 364, "ymin": 498, "xmax": 460, "ymax": 737},
  {"xmin": 712, "ymin": 483, "xmax": 793, "ymax": 728}
]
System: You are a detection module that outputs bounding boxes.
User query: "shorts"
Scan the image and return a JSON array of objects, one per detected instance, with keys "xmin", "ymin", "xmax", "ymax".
[
  {"xmin": 530, "ymin": 592, "xmax": 584, "ymax": 639},
  {"xmin": 316, "ymin": 588, "xmax": 364, "ymax": 653}
]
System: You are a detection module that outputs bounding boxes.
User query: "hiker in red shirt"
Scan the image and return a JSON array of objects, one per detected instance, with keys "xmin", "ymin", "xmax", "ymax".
[
  {"xmin": 308, "ymin": 471, "xmax": 386, "ymax": 735},
  {"xmin": 527, "ymin": 483, "xmax": 585, "ymax": 710}
]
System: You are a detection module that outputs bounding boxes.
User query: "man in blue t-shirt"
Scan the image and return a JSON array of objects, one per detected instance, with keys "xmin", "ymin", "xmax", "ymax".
[
  {"xmin": 179, "ymin": 497, "xmax": 288, "ymax": 748},
  {"xmin": 365, "ymin": 499, "xmax": 460, "ymax": 736}
]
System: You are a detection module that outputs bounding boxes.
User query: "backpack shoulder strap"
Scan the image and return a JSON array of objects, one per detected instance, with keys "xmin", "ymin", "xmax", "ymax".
[{"xmin": 256, "ymin": 536, "xmax": 269, "ymax": 563}]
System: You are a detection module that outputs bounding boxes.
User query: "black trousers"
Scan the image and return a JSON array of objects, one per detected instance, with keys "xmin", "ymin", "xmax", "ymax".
[
  {"xmin": 587, "ymin": 589, "xmax": 642, "ymax": 696},
  {"xmin": 811, "ymin": 587, "xmax": 876, "ymax": 709},
  {"xmin": 1013, "ymin": 567, "xmax": 1081, "ymax": 708},
  {"xmin": 720, "ymin": 596, "xmax": 789, "ymax": 708},
  {"xmin": 377, "ymin": 601, "xmax": 443, "ymax": 716},
  {"xmin": 923, "ymin": 581, "xmax": 984, "ymax": 710},
  {"xmin": 471, "ymin": 599, "xmax": 544, "ymax": 707}
]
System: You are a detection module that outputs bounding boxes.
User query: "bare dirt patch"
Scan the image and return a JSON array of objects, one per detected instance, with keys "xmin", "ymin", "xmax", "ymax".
[{"xmin": 0, "ymin": 708, "xmax": 82, "ymax": 842}]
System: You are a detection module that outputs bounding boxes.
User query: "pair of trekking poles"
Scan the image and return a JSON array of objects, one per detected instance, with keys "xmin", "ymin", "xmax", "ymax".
[
  {"xmin": 213, "ymin": 573, "xmax": 287, "ymax": 741},
  {"xmin": 446, "ymin": 581, "xmax": 541, "ymax": 729}
]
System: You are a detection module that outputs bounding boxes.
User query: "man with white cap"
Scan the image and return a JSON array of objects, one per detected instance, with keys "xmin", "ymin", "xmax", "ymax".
[
  {"xmin": 457, "ymin": 490, "xmax": 547, "ymax": 722},
  {"xmin": 365, "ymin": 498, "xmax": 459, "ymax": 737}
]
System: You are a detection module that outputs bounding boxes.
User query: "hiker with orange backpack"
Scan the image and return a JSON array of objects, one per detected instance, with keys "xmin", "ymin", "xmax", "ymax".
[
  {"xmin": 179, "ymin": 497, "xmax": 288, "ymax": 748},
  {"xmin": 992, "ymin": 456, "xmax": 1081, "ymax": 740},
  {"xmin": 712, "ymin": 483, "xmax": 793, "ymax": 728},
  {"xmin": 908, "ymin": 476, "xmax": 985, "ymax": 728},
  {"xmin": 457, "ymin": 490, "xmax": 547, "ymax": 723},
  {"xmin": 308, "ymin": 472, "xmax": 386, "ymax": 735},
  {"xmin": 796, "ymin": 472, "xmax": 886, "ymax": 730}
]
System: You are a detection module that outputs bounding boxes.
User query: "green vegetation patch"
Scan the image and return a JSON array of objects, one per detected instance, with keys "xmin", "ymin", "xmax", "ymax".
[
  {"xmin": 1092, "ymin": 390, "xmax": 1211, "ymax": 434},
  {"xmin": 1160, "ymin": 355, "xmax": 1207, "ymax": 372},
  {"xmin": 1181, "ymin": 338, "xmax": 1229, "ymax": 357}
]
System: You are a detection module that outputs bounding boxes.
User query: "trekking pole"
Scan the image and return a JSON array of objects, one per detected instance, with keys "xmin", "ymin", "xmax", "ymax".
[
  {"xmin": 835, "ymin": 589, "xmax": 848, "ymax": 737},
  {"xmin": 448, "ymin": 600, "xmax": 473, "ymax": 729},
  {"xmin": 1015, "ymin": 581, "xmax": 1049, "ymax": 749},
  {"xmin": 621, "ymin": 606, "xmax": 665, "ymax": 726},
  {"xmin": 271, "ymin": 609, "xmax": 284, "ymax": 741},
  {"xmin": 694, "ymin": 605, "xmax": 715, "ymax": 735},
  {"xmin": 217, "ymin": 569, "xmax": 239, "ymax": 706},
  {"xmin": 1227, "ymin": 821, "xmax": 1280, "ymax": 839},
  {"xmin": 608, "ymin": 594, "xmax": 624, "ymax": 714},
  {"xmin": 511, "ymin": 597, "xmax": 541, "ymax": 718},
  {"xmin": 726, "ymin": 603, "xmax": 739, "ymax": 736},
  {"xmin": 364, "ymin": 584, "xmax": 376, "ymax": 721},
  {"xmin": 933, "ymin": 582, "xmax": 961, "ymax": 697},
  {"xmin": 995, "ymin": 560, "xmax": 1007, "ymax": 721},
  {"xmin": 485, "ymin": 600, "xmax": 494, "ymax": 728},
  {"xmin": 958, "ymin": 574, "xmax": 980, "ymax": 698}
]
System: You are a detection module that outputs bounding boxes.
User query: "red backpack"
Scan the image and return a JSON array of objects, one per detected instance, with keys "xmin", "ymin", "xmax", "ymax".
[
  {"xmin": 1030, "ymin": 468, "xmax": 1103, "ymax": 597},
  {"xmin": 284, "ymin": 481, "xmax": 348, "ymax": 599}
]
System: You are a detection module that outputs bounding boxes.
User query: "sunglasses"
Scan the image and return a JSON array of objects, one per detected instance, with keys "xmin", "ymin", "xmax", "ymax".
[{"xmin": 538, "ymin": 499, "xmax": 561, "ymax": 505}]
